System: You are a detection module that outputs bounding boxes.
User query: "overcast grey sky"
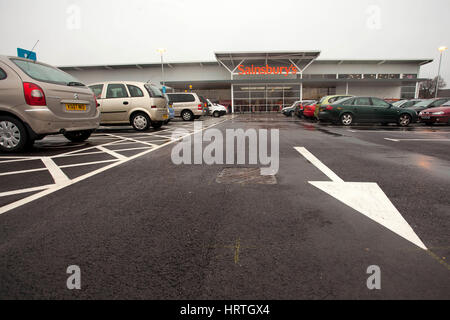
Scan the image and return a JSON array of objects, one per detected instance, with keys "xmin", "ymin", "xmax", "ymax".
[{"xmin": 1, "ymin": 0, "xmax": 449, "ymax": 87}]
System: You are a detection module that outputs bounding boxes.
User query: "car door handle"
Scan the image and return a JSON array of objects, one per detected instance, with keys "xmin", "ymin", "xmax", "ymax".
[{"xmin": 123, "ymin": 101, "xmax": 129, "ymax": 105}]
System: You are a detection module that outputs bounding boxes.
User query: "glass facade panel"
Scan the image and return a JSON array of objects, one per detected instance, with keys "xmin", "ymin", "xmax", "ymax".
[{"xmin": 232, "ymin": 84, "xmax": 336, "ymax": 112}]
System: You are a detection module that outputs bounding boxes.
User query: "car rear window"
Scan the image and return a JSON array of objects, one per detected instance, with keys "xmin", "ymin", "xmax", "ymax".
[
  {"xmin": 0, "ymin": 68, "xmax": 6, "ymax": 80},
  {"xmin": 144, "ymin": 84, "xmax": 164, "ymax": 98},
  {"xmin": 11, "ymin": 59, "xmax": 81, "ymax": 85},
  {"xmin": 167, "ymin": 94, "xmax": 196, "ymax": 103},
  {"xmin": 127, "ymin": 85, "xmax": 144, "ymax": 97},
  {"xmin": 89, "ymin": 84, "xmax": 104, "ymax": 99}
]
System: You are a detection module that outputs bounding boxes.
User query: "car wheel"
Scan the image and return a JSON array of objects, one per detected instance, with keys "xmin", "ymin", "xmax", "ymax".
[
  {"xmin": 131, "ymin": 112, "xmax": 151, "ymax": 131},
  {"xmin": 213, "ymin": 111, "xmax": 220, "ymax": 118},
  {"xmin": 151, "ymin": 121, "xmax": 163, "ymax": 129},
  {"xmin": 398, "ymin": 114, "xmax": 412, "ymax": 127},
  {"xmin": 64, "ymin": 130, "xmax": 92, "ymax": 142},
  {"xmin": 181, "ymin": 110, "xmax": 194, "ymax": 121},
  {"xmin": 340, "ymin": 113, "xmax": 353, "ymax": 126},
  {"xmin": 0, "ymin": 116, "xmax": 29, "ymax": 153}
]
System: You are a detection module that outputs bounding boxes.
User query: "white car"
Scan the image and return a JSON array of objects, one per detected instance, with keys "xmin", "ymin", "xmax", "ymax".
[
  {"xmin": 88, "ymin": 81, "xmax": 168, "ymax": 131},
  {"xmin": 207, "ymin": 99, "xmax": 227, "ymax": 117}
]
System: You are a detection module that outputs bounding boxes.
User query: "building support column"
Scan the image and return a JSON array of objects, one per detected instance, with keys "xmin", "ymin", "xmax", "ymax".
[
  {"xmin": 415, "ymin": 82, "xmax": 420, "ymax": 99},
  {"xmin": 231, "ymin": 84, "xmax": 234, "ymax": 113},
  {"xmin": 300, "ymin": 83, "xmax": 303, "ymax": 101},
  {"xmin": 345, "ymin": 82, "xmax": 349, "ymax": 95}
]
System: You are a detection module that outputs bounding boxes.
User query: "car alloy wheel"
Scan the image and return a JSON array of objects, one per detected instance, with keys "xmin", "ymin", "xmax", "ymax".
[
  {"xmin": 0, "ymin": 120, "xmax": 21, "ymax": 149},
  {"xmin": 341, "ymin": 113, "xmax": 353, "ymax": 126},
  {"xmin": 399, "ymin": 114, "xmax": 411, "ymax": 127},
  {"xmin": 132, "ymin": 113, "xmax": 150, "ymax": 131},
  {"xmin": 181, "ymin": 110, "xmax": 193, "ymax": 121}
]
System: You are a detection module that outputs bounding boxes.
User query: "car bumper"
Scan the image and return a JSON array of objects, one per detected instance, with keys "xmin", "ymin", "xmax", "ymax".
[
  {"xmin": 17, "ymin": 106, "xmax": 100, "ymax": 135},
  {"xmin": 150, "ymin": 108, "xmax": 170, "ymax": 122},
  {"xmin": 420, "ymin": 116, "xmax": 449, "ymax": 124}
]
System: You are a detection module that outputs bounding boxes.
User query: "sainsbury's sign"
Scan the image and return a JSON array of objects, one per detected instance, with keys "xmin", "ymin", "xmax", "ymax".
[{"xmin": 237, "ymin": 64, "xmax": 298, "ymax": 77}]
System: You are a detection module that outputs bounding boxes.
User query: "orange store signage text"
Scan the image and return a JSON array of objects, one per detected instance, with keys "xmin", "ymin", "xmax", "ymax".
[{"xmin": 238, "ymin": 64, "xmax": 298, "ymax": 77}]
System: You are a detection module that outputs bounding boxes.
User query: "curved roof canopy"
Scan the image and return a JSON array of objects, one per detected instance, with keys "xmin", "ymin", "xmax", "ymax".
[{"xmin": 214, "ymin": 51, "xmax": 321, "ymax": 74}]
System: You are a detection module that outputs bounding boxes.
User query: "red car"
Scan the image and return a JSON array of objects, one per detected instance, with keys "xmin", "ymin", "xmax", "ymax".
[
  {"xmin": 419, "ymin": 101, "xmax": 450, "ymax": 125},
  {"xmin": 302, "ymin": 103, "xmax": 317, "ymax": 119}
]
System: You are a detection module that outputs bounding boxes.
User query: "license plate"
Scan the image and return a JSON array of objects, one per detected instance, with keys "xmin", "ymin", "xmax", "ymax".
[
  {"xmin": 163, "ymin": 114, "xmax": 168, "ymax": 119},
  {"xmin": 422, "ymin": 116, "xmax": 430, "ymax": 119},
  {"xmin": 66, "ymin": 103, "xmax": 87, "ymax": 111}
]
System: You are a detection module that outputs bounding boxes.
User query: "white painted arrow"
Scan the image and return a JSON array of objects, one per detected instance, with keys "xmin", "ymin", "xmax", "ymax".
[{"xmin": 295, "ymin": 147, "xmax": 427, "ymax": 250}]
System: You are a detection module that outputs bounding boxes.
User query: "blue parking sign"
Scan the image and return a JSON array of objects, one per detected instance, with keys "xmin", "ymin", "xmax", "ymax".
[
  {"xmin": 17, "ymin": 48, "xmax": 37, "ymax": 61},
  {"xmin": 162, "ymin": 86, "xmax": 166, "ymax": 94}
]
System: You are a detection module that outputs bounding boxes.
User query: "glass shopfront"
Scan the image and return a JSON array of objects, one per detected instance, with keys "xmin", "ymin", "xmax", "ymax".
[{"xmin": 232, "ymin": 83, "xmax": 336, "ymax": 113}]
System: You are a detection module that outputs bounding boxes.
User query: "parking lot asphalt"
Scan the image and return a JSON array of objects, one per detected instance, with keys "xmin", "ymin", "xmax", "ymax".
[{"xmin": 0, "ymin": 114, "xmax": 449, "ymax": 299}]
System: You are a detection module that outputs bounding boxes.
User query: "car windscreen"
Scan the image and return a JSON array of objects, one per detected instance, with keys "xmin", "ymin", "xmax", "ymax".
[
  {"xmin": 332, "ymin": 97, "xmax": 352, "ymax": 105},
  {"xmin": 144, "ymin": 84, "xmax": 164, "ymax": 98},
  {"xmin": 412, "ymin": 100, "xmax": 432, "ymax": 107},
  {"xmin": 392, "ymin": 100, "xmax": 405, "ymax": 107},
  {"xmin": 11, "ymin": 59, "xmax": 82, "ymax": 86}
]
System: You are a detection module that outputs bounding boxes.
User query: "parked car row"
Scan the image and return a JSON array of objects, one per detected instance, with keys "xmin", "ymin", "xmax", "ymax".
[
  {"xmin": 0, "ymin": 55, "xmax": 227, "ymax": 153},
  {"xmin": 287, "ymin": 94, "xmax": 450, "ymax": 127}
]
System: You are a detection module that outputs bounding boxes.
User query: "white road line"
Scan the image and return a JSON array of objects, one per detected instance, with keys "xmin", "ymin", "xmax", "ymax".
[
  {"xmin": 384, "ymin": 138, "xmax": 450, "ymax": 142},
  {"xmin": 41, "ymin": 157, "xmax": 70, "ymax": 184},
  {"xmin": 104, "ymin": 134, "xmax": 159, "ymax": 148},
  {"xmin": 0, "ymin": 185, "xmax": 56, "ymax": 197},
  {"xmin": 0, "ymin": 158, "xmax": 40, "ymax": 164},
  {"xmin": 294, "ymin": 147, "xmax": 344, "ymax": 182},
  {"xmin": 96, "ymin": 146, "xmax": 127, "ymax": 160},
  {"xmin": 59, "ymin": 159, "xmax": 119, "ymax": 169},
  {"xmin": 0, "ymin": 167, "xmax": 47, "ymax": 176}
]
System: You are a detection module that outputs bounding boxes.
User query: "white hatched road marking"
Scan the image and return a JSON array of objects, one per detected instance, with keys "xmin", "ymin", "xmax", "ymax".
[
  {"xmin": 0, "ymin": 118, "xmax": 229, "ymax": 215},
  {"xmin": 41, "ymin": 157, "xmax": 70, "ymax": 184}
]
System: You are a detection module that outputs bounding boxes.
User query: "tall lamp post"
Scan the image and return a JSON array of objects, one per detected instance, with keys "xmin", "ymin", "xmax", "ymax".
[
  {"xmin": 157, "ymin": 48, "xmax": 166, "ymax": 89},
  {"xmin": 435, "ymin": 46, "xmax": 447, "ymax": 98}
]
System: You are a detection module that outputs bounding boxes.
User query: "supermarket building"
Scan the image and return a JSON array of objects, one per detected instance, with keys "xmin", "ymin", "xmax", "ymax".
[{"xmin": 60, "ymin": 51, "xmax": 433, "ymax": 113}]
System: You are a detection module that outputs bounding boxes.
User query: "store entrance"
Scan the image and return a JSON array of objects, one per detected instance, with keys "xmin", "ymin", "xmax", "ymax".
[{"xmin": 232, "ymin": 84, "xmax": 336, "ymax": 113}]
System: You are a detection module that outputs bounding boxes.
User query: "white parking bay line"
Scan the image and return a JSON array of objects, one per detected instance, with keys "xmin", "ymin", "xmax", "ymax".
[
  {"xmin": 41, "ymin": 157, "xmax": 70, "ymax": 184},
  {"xmin": 384, "ymin": 138, "xmax": 450, "ymax": 142},
  {"xmin": 96, "ymin": 146, "xmax": 127, "ymax": 160},
  {"xmin": 0, "ymin": 185, "xmax": 56, "ymax": 197}
]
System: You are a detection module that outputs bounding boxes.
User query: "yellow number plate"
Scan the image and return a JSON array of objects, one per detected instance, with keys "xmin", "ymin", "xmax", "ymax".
[
  {"xmin": 163, "ymin": 115, "xmax": 168, "ymax": 119},
  {"xmin": 66, "ymin": 103, "xmax": 87, "ymax": 111}
]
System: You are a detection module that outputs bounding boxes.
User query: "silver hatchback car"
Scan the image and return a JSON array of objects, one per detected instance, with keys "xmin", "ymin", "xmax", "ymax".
[{"xmin": 0, "ymin": 55, "xmax": 100, "ymax": 152}]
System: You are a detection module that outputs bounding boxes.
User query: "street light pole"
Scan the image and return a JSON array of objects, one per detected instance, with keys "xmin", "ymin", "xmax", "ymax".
[
  {"xmin": 435, "ymin": 46, "xmax": 447, "ymax": 98},
  {"xmin": 157, "ymin": 48, "xmax": 166, "ymax": 87}
]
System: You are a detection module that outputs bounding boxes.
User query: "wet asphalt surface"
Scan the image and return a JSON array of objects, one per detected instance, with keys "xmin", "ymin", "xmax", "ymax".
[{"xmin": 0, "ymin": 114, "xmax": 449, "ymax": 299}]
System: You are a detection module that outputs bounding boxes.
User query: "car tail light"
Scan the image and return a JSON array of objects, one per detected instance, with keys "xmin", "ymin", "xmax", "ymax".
[
  {"xmin": 23, "ymin": 82, "xmax": 46, "ymax": 106},
  {"xmin": 93, "ymin": 94, "xmax": 99, "ymax": 108},
  {"xmin": 151, "ymin": 105, "xmax": 157, "ymax": 109},
  {"xmin": 326, "ymin": 105, "xmax": 333, "ymax": 110},
  {"xmin": 198, "ymin": 104, "xmax": 203, "ymax": 110}
]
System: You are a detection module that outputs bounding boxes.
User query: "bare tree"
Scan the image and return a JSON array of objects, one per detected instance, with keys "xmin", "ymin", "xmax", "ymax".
[{"xmin": 419, "ymin": 76, "xmax": 447, "ymax": 98}]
